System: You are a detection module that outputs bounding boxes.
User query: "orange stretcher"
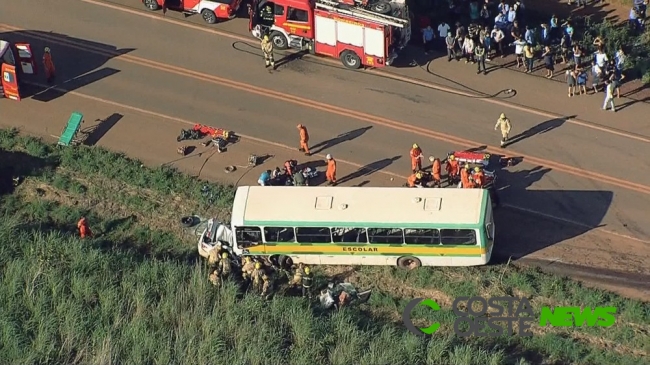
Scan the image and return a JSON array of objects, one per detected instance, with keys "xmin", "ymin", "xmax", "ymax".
[{"xmin": 193, "ymin": 124, "xmax": 231, "ymax": 140}]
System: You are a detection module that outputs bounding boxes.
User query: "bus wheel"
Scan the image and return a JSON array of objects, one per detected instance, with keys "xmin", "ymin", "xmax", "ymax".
[
  {"xmin": 340, "ymin": 50, "xmax": 361, "ymax": 69},
  {"xmin": 270, "ymin": 31, "xmax": 289, "ymax": 50},
  {"xmin": 397, "ymin": 256, "xmax": 421, "ymax": 269},
  {"xmin": 143, "ymin": 0, "xmax": 159, "ymax": 10},
  {"xmin": 278, "ymin": 255, "xmax": 293, "ymax": 270},
  {"xmin": 201, "ymin": 9, "xmax": 217, "ymax": 24}
]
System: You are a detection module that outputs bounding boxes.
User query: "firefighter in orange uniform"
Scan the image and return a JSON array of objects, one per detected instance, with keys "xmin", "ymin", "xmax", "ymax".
[
  {"xmin": 410, "ymin": 144, "xmax": 423, "ymax": 173},
  {"xmin": 297, "ymin": 124, "xmax": 310, "ymax": 156},
  {"xmin": 460, "ymin": 164, "xmax": 473, "ymax": 188},
  {"xmin": 326, "ymin": 154, "xmax": 337, "ymax": 185},
  {"xmin": 77, "ymin": 217, "xmax": 92, "ymax": 239},
  {"xmin": 445, "ymin": 155, "xmax": 460, "ymax": 186},
  {"xmin": 43, "ymin": 47, "xmax": 56, "ymax": 83},
  {"xmin": 430, "ymin": 157, "xmax": 442, "ymax": 188},
  {"xmin": 407, "ymin": 172, "xmax": 423, "ymax": 187},
  {"xmin": 472, "ymin": 166, "xmax": 485, "ymax": 188}
]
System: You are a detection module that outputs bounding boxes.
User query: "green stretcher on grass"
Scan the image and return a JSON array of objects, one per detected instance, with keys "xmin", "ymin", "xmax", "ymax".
[{"xmin": 58, "ymin": 112, "xmax": 84, "ymax": 146}]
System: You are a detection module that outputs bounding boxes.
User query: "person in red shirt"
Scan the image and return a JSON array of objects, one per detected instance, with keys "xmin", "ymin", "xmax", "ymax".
[
  {"xmin": 77, "ymin": 217, "xmax": 92, "ymax": 238},
  {"xmin": 460, "ymin": 164, "xmax": 473, "ymax": 188},
  {"xmin": 326, "ymin": 154, "xmax": 337, "ymax": 185},
  {"xmin": 445, "ymin": 155, "xmax": 460, "ymax": 186},
  {"xmin": 430, "ymin": 157, "xmax": 442, "ymax": 188},
  {"xmin": 473, "ymin": 166, "xmax": 485, "ymax": 188},
  {"xmin": 410, "ymin": 144, "xmax": 423, "ymax": 173}
]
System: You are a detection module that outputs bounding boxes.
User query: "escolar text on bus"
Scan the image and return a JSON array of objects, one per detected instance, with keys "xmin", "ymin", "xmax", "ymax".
[{"xmin": 342, "ymin": 246, "xmax": 379, "ymax": 252}]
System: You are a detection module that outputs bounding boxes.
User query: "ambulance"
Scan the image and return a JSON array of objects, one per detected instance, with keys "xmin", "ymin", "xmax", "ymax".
[{"xmin": 0, "ymin": 40, "xmax": 37, "ymax": 101}]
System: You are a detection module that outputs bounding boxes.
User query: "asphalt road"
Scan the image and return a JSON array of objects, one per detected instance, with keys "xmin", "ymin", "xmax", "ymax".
[{"xmin": 1, "ymin": 0, "xmax": 649, "ymax": 299}]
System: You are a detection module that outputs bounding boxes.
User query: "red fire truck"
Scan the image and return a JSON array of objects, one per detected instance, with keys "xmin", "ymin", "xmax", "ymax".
[
  {"xmin": 142, "ymin": 0, "xmax": 243, "ymax": 24},
  {"xmin": 248, "ymin": 0, "xmax": 411, "ymax": 69},
  {"xmin": 0, "ymin": 40, "xmax": 37, "ymax": 101}
]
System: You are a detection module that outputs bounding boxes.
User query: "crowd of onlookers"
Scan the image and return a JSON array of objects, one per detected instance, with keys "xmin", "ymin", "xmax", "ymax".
[{"xmin": 417, "ymin": 0, "xmax": 648, "ymax": 111}]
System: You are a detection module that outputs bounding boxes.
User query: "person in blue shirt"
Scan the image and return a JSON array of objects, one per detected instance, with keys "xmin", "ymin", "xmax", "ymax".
[
  {"xmin": 563, "ymin": 21, "xmax": 574, "ymax": 40},
  {"xmin": 258, "ymin": 170, "xmax": 271, "ymax": 186},
  {"xmin": 524, "ymin": 25, "xmax": 535, "ymax": 46},
  {"xmin": 422, "ymin": 25, "xmax": 434, "ymax": 54},
  {"xmin": 550, "ymin": 14, "xmax": 559, "ymax": 41},
  {"xmin": 540, "ymin": 23, "xmax": 550, "ymax": 46}
]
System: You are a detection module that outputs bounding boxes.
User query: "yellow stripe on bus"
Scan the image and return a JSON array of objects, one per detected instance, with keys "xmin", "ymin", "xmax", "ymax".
[{"xmin": 245, "ymin": 245, "xmax": 486, "ymax": 255}]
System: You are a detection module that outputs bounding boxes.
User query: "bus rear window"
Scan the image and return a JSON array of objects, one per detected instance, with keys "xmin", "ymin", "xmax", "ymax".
[
  {"xmin": 404, "ymin": 229, "xmax": 440, "ymax": 244},
  {"xmin": 263, "ymin": 227, "xmax": 295, "ymax": 242},
  {"xmin": 332, "ymin": 228, "xmax": 368, "ymax": 243},
  {"xmin": 368, "ymin": 228, "xmax": 403, "ymax": 244},
  {"xmin": 440, "ymin": 229, "xmax": 476, "ymax": 245},
  {"xmin": 296, "ymin": 227, "xmax": 332, "ymax": 243}
]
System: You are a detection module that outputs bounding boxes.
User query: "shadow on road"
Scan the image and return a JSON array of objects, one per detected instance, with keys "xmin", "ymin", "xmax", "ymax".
[
  {"xmin": 480, "ymin": 151, "xmax": 614, "ymax": 261},
  {"xmin": 311, "ymin": 126, "xmax": 373, "ymax": 154},
  {"xmin": 337, "ymin": 156, "xmax": 401, "ymax": 184},
  {"xmin": 504, "ymin": 115, "xmax": 576, "ymax": 147},
  {"xmin": 0, "ymin": 30, "xmax": 134, "ymax": 101},
  {"xmin": 83, "ymin": 113, "xmax": 124, "ymax": 146}
]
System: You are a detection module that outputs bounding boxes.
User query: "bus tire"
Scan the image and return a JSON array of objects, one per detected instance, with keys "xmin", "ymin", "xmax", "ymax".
[
  {"xmin": 397, "ymin": 256, "xmax": 421, "ymax": 269},
  {"xmin": 201, "ymin": 9, "xmax": 217, "ymax": 24},
  {"xmin": 270, "ymin": 31, "xmax": 289, "ymax": 50},
  {"xmin": 278, "ymin": 255, "xmax": 293, "ymax": 269},
  {"xmin": 340, "ymin": 50, "xmax": 361, "ymax": 69},
  {"xmin": 143, "ymin": 0, "xmax": 159, "ymax": 10}
]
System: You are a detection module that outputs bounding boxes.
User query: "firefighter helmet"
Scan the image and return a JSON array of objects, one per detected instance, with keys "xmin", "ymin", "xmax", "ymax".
[
  {"xmin": 326, "ymin": 154, "xmax": 332, "ymax": 160},
  {"xmin": 474, "ymin": 166, "xmax": 481, "ymax": 172},
  {"xmin": 464, "ymin": 164, "xmax": 470, "ymax": 169},
  {"xmin": 412, "ymin": 143, "xmax": 419, "ymax": 149},
  {"xmin": 304, "ymin": 266, "xmax": 311, "ymax": 274},
  {"xmin": 449, "ymin": 155, "xmax": 455, "ymax": 160},
  {"xmin": 263, "ymin": 34, "xmax": 269, "ymax": 41},
  {"xmin": 500, "ymin": 113, "xmax": 506, "ymax": 119},
  {"xmin": 44, "ymin": 47, "xmax": 50, "ymax": 53},
  {"xmin": 428, "ymin": 156, "xmax": 434, "ymax": 162},
  {"xmin": 296, "ymin": 124, "xmax": 303, "ymax": 128},
  {"xmin": 416, "ymin": 172, "xmax": 423, "ymax": 179},
  {"xmin": 255, "ymin": 262, "xmax": 262, "ymax": 269},
  {"xmin": 221, "ymin": 252, "xmax": 228, "ymax": 259}
]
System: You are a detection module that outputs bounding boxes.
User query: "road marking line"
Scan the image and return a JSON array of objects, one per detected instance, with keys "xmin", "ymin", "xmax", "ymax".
[
  {"xmin": 4, "ymin": 23, "xmax": 650, "ymax": 195},
  {"xmin": 30, "ymin": 81, "xmax": 650, "ymax": 244},
  {"xmin": 79, "ymin": 0, "xmax": 650, "ymax": 145}
]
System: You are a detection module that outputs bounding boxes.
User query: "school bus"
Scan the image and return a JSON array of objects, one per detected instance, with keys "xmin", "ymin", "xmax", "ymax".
[{"xmin": 199, "ymin": 186, "xmax": 495, "ymax": 267}]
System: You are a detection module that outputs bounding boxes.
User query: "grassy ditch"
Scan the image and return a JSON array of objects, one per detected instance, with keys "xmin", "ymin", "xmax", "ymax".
[{"xmin": 1, "ymin": 128, "xmax": 649, "ymax": 364}]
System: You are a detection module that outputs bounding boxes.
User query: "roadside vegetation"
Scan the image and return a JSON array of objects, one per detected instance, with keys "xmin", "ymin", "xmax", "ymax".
[{"xmin": 1, "ymin": 128, "xmax": 648, "ymax": 365}]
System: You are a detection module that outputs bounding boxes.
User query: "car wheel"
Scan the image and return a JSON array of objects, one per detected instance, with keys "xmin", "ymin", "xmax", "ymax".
[
  {"xmin": 270, "ymin": 31, "xmax": 289, "ymax": 50},
  {"xmin": 397, "ymin": 256, "xmax": 421, "ymax": 269},
  {"xmin": 340, "ymin": 50, "xmax": 361, "ymax": 69},
  {"xmin": 144, "ymin": 0, "xmax": 159, "ymax": 10},
  {"xmin": 201, "ymin": 9, "xmax": 217, "ymax": 24}
]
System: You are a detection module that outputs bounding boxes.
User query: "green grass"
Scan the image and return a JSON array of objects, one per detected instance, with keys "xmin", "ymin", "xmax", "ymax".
[{"xmin": 1, "ymin": 128, "xmax": 649, "ymax": 365}]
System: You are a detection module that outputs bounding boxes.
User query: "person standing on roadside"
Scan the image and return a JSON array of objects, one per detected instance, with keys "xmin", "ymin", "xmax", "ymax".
[
  {"xmin": 523, "ymin": 43, "xmax": 534, "ymax": 73},
  {"xmin": 445, "ymin": 32, "xmax": 456, "ymax": 61},
  {"xmin": 437, "ymin": 21, "xmax": 451, "ymax": 49},
  {"xmin": 475, "ymin": 43, "xmax": 487, "ymax": 75},
  {"xmin": 326, "ymin": 154, "xmax": 337, "ymax": 186},
  {"xmin": 602, "ymin": 80, "xmax": 616, "ymax": 112},
  {"xmin": 542, "ymin": 45, "xmax": 554, "ymax": 78},
  {"xmin": 491, "ymin": 26, "xmax": 505, "ymax": 58},
  {"xmin": 494, "ymin": 113, "xmax": 512, "ymax": 148},
  {"xmin": 422, "ymin": 25, "xmax": 434, "ymax": 55},
  {"xmin": 261, "ymin": 34, "xmax": 275, "ymax": 69}
]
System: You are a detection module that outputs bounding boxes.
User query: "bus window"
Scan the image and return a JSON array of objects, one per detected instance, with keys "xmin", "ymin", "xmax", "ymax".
[
  {"xmin": 296, "ymin": 227, "xmax": 332, "ymax": 243},
  {"xmin": 440, "ymin": 229, "xmax": 477, "ymax": 245},
  {"xmin": 235, "ymin": 227, "xmax": 263, "ymax": 248},
  {"xmin": 263, "ymin": 227, "xmax": 295, "ymax": 242},
  {"xmin": 332, "ymin": 227, "xmax": 368, "ymax": 243},
  {"xmin": 404, "ymin": 229, "xmax": 440, "ymax": 244},
  {"xmin": 368, "ymin": 228, "xmax": 404, "ymax": 244}
]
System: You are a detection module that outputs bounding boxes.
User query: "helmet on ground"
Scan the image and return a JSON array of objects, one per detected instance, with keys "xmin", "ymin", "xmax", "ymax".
[
  {"xmin": 326, "ymin": 154, "xmax": 332, "ymax": 160},
  {"xmin": 416, "ymin": 172, "xmax": 423, "ymax": 179},
  {"xmin": 500, "ymin": 113, "xmax": 506, "ymax": 119},
  {"xmin": 255, "ymin": 262, "xmax": 262, "ymax": 269},
  {"xmin": 221, "ymin": 252, "xmax": 228, "ymax": 259},
  {"xmin": 44, "ymin": 47, "xmax": 50, "ymax": 53},
  {"xmin": 474, "ymin": 166, "xmax": 481, "ymax": 172},
  {"xmin": 428, "ymin": 156, "xmax": 434, "ymax": 162},
  {"xmin": 297, "ymin": 124, "xmax": 303, "ymax": 128},
  {"xmin": 304, "ymin": 266, "xmax": 311, "ymax": 274},
  {"xmin": 412, "ymin": 143, "xmax": 419, "ymax": 149}
]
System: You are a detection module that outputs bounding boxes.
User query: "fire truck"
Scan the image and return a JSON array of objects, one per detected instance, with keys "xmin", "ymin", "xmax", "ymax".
[
  {"xmin": 248, "ymin": 0, "xmax": 411, "ymax": 69},
  {"xmin": 142, "ymin": 0, "xmax": 243, "ymax": 24},
  {"xmin": 0, "ymin": 40, "xmax": 37, "ymax": 101}
]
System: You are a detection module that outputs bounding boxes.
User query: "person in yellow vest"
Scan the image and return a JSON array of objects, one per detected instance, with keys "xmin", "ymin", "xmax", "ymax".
[
  {"xmin": 251, "ymin": 262, "xmax": 265, "ymax": 292},
  {"xmin": 261, "ymin": 34, "xmax": 275, "ymax": 69},
  {"xmin": 302, "ymin": 266, "xmax": 313, "ymax": 299},
  {"xmin": 241, "ymin": 256, "xmax": 255, "ymax": 281}
]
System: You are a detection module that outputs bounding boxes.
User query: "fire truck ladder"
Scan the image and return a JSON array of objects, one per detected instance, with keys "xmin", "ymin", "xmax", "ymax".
[{"xmin": 315, "ymin": 0, "xmax": 410, "ymax": 28}]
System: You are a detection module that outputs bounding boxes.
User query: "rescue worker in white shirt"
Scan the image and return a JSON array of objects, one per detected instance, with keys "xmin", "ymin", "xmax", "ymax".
[
  {"xmin": 494, "ymin": 113, "xmax": 512, "ymax": 147},
  {"xmin": 261, "ymin": 34, "xmax": 275, "ymax": 69}
]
